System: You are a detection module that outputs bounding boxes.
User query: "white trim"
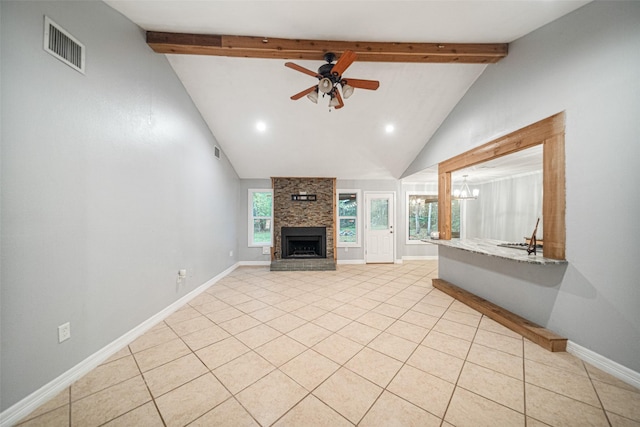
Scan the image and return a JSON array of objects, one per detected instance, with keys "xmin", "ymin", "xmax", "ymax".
[
  {"xmin": 9, "ymin": 263, "xmax": 639, "ymax": 425},
  {"xmin": 405, "ymin": 191, "xmax": 438, "ymax": 244},
  {"xmin": 0, "ymin": 263, "xmax": 239, "ymax": 427},
  {"xmin": 248, "ymin": 188, "xmax": 273, "ymax": 247},
  {"xmin": 364, "ymin": 191, "xmax": 396, "ymax": 264},
  {"xmin": 336, "ymin": 189, "xmax": 362, "ymax": 248},
  {"xmin": 566, "ymin": 341, "xmax": 640, "ymax": 390},
  {"xmin": 337, "ymin": 259, "xmax": 366, "ymax": 265},
  {"xmin": 238, "ymin": 261, "xmax": 271, "ymax": 266},
  {"xmin": 402, "ymin": 255, "xmax": 439, "ymax": 261}
]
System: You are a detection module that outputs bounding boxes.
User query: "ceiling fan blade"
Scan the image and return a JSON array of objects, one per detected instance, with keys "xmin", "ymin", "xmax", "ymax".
[
  {"xmin": 285, "ymin": 62, "xmax": 320, "ymax": 78},
  {"xmin": 290, "ymin": 85, "xmax": 317, "ymax": 100},
  {"xmin": 334, "ymin": 90, "xmax": 345, "ymax": 109},
  {"xmin": 331, "ymin": 50, "xmax": 358, "ymax": 77},
  {"xmin": 343, "ymin": 78, "xmax": 380, "ymax": 90}
]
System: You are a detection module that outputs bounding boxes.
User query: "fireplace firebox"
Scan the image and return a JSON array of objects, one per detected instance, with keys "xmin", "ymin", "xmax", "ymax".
[{"xmin": 281, "ymin": 227, "xmax": 326, "ymax": 259}]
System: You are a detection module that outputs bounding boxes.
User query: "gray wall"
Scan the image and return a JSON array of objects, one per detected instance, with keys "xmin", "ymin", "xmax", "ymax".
[
  {"xmin": 238, "ymin": 178, "xmax": 435, "ymax": 263},
  {"xmin": 238, "ymin": 179, "xmax": 439, "ymax": 263},
  {"xmin": 1, "ymin": 1, "xmax": 240, "ymax": 409},
  {"xmin": 404, "ymin": 2, "xmax": 640, "ymax": 372},
  {"xmin": 439, "ymin": 247, "xmax": 568, "ymax": 327}
]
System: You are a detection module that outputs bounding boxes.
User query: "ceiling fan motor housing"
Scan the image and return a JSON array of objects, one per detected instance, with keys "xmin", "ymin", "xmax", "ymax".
[
  {"xmin": 323, "ymin": 52, "xmax": 337, "ymax": 64},
  {"xmin": 318, "ymin": 63, "xmax": 335, "ymax": 78}
]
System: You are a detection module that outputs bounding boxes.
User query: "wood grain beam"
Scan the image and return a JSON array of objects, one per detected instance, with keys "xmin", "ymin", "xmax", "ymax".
[
  {"xmin": 146, "ymin": 32, "xmax": 508, "ymax": 64},
  {"xmin": 543, "ymin": 134, "xmax": 566, "ymax": 260},
  {"xmin": 433, "ymin": 279, "xmax": 567, "ymax": 352},
  {"xmin": 438, "ymin": 170, "xmax": 452, "ymax": 240},
  {"xmin": 436, "ymin": 112, "xmax": 566, "ymax": 261},
  {"xmin": 439, "ymin": 113, "xmax": 566, "ymax": 172}
]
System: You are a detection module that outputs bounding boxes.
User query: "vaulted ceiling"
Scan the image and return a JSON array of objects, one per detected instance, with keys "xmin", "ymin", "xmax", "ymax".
[{"xmin": 104, "ymin": 1, "xmax": 589, "ymax": 180}]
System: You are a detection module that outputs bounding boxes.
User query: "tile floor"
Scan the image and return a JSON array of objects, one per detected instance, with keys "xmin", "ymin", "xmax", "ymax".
[{"xmin": 17, "ymin": 261, "xmax": 640, "ymax": 426}]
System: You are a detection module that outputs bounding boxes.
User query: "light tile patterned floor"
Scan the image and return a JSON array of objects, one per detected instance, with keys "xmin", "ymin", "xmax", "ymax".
[{"xmin": 17, "ymin": 261, "xmax": 640, "ymax": 426}]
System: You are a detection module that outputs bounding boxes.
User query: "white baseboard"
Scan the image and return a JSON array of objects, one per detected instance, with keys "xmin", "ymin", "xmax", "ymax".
[
  {"xmin": 402, "ymin": 255, "xmax": 439, "ymax": 261},
  {"xmin": 0, "ymin": 263, "xmax": 239, "ymax": 427},
  {"xmin": 237, "ymin": 260, "xmax": 271, "ymax": 266},
  {"xmin": 567, "ymin": 340, "xmax": 640, "ymax": 390},
  {"xmin": 337, "ymin": 258, "xmax": 439, "ymax": 265},
  {"xmin": 337, "ymin": 259, "xmax": 366, "ymax": 265},
  {"xmin": 242, "ymin": 259, "xmax": 439, "ymax": 266},
  {"xmin": 12, "ymin": 263, "xmax": 638, "ymax": 426},
  {"xmin": 243, "ymin": 260, "xmax": 369, "ymax": 267}
]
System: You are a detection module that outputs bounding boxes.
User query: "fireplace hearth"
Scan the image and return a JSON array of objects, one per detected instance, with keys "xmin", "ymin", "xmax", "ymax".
[{"xmin": 281, "ymin": 227, "xmax": 326, "ymax": 259}]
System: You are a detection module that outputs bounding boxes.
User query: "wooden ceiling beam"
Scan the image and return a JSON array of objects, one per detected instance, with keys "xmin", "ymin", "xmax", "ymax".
[{"xmin": 146, "ymin": 31, "xmax": 508, "ymax": 64}]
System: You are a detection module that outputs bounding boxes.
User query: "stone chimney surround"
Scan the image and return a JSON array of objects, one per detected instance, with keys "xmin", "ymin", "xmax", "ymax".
[{"xmin": 271, "ymin": 177, "xmax": 336, "ymax": 261}]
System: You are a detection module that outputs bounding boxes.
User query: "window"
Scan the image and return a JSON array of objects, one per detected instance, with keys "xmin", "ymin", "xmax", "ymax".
[
  {"xmin": 248, "ymin": 189, "xmax": 273, "ymax": 247},
  {"xmin": 337, "ymin": 190, "xmax": 361, "ymax": 247},
  {"xmin": 406, "ymin": 192, "xmax": 460, "ymax": 243}
]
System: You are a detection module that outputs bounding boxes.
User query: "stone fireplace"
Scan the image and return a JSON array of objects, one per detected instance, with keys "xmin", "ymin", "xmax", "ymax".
[{"xmin": 271, "ymin": 177, "xmax": 336, "ymax": 270}]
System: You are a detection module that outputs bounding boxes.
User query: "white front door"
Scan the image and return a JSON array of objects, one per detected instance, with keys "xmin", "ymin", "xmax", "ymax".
[{"xmin": 365, "ymin": 192, "xmax": 395, "ymax": 263}]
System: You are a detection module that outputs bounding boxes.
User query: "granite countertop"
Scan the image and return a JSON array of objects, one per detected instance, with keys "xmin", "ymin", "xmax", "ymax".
[{"xmin": 423, "ymin": 238, "xmax": 567, "ymax": 265}]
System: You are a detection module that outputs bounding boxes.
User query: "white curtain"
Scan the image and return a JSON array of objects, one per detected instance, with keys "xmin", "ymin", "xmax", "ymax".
[{"xmin": 464, "ymin": 171, "xmax": 543, "ymax": 242}]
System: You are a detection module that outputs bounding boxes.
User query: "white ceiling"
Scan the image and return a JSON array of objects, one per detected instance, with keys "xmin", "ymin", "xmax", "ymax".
[{"xmin": 105, "ymin": 1, "xmax": 589, "ymax": 180}]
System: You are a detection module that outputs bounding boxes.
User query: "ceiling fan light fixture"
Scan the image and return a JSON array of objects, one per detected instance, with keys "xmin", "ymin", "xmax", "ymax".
[
  {"xmin": 318, "ymin": 78, "xmax": 333, "ymax": 94},
  {"xmin": 342, "ymin": 84, "xmax": 354, "ymax": 99},
  {"xmin": 307, "ymin": 89, "xmax": 318, "ymax": 104},
  {"xmin": 285, "ymin": 50, "xmax": 379, "ymax": 110}
]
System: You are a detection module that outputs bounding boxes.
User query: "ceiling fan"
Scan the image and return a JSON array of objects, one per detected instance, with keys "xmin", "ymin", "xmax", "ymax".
[{"xmin": 285, "ymin": 50, "xmax": 380, "ymax": 109}]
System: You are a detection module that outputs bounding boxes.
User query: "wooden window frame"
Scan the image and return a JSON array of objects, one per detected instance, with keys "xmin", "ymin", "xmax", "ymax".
[{"xmin": 437, "ymin": 112, "xmax": 566, "ymax": 260}]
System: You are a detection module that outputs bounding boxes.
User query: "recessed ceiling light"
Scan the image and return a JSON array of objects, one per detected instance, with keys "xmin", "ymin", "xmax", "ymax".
[
  {"xmin": 256, "ymin": 121, "xmax": 267, "ymax": 132},
  {"xmin": 385, "ymin": 124, "xmax": 395, "ymax": 133}
]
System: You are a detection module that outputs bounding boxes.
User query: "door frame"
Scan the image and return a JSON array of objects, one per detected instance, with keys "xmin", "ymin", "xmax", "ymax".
[{"xmin": 364, "ymin": 191, "xmax": 396, "ymax": 264}]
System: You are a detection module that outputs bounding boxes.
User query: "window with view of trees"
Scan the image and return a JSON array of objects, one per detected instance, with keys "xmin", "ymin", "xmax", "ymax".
[
  {"xmin": 337, "ymin": 190, "xmax": 361, "ymax": 247},
  {"xmin": 407, "ymin": 192, "xmax": 460, "ymax": 243},
  {"xmin": 248, "ymin": 189, "xmax": 273, "ymax": 246}
]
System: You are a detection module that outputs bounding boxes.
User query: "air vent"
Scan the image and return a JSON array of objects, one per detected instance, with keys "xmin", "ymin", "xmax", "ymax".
[
  {"xmin": 44, "ymin": 16, "xmax": 85, "ymax": 74},
  {"xmin": 214, "ymin": 146, "xmax": 221, "ymax": 160}
]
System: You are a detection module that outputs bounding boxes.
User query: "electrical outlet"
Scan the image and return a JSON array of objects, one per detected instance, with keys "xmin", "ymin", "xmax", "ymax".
[
  {"xmin": 58, "ymin": 322, "xmax": 71, "ymax": 343},
  {"xmin": 229, "ymin": 250, "xmax": 233, "ymax": 257},
  {"xmin": 176, "ymin": 269, "xmax": 187, "ymax": 291},
  {"xmin": 262, "ymin": 246, "xmax": 270, "ymax": 255}
]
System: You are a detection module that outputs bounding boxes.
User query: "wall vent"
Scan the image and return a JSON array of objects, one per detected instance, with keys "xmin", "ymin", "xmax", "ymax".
[
  {"xmin": 214, "ymin": 146, "xmax": 221, "ymax": 160},
  {"xmin": 44, "ymin": 16, "xmax": 85, "ymax": 74}
]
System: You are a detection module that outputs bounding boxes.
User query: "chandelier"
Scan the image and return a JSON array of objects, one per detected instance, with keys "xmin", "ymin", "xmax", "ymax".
[{"xmin": 453, "ymin": 175, "xmax": 479, "ymax": 200}]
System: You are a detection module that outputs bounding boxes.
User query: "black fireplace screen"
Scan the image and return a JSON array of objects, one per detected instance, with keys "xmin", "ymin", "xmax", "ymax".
[{"xmin": 281, "ymin": 227, "xmax": 326, "ymax": 259}]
